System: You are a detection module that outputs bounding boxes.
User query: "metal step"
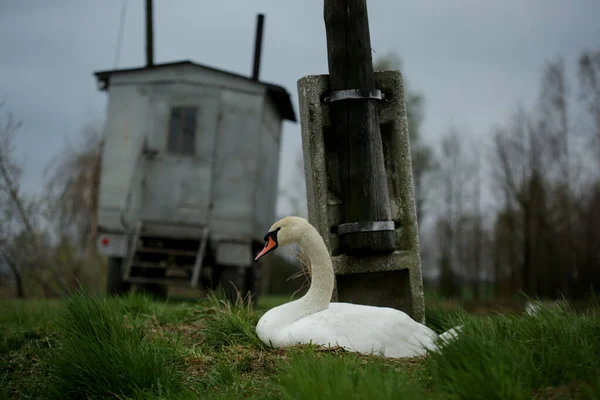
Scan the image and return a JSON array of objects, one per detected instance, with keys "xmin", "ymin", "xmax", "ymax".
[
  {"xmin": 135, "ymin": 247, "xmax": 198, "ymax": 257},
  {"xmin": 122, "ymin": 220, "xmax": 210, "ymax": 288},
  {"xmin": 128, "ymin": 276, "xmax": 192, "ymax": 286},
  {"xmin": 140, "ymin": 221, "xmax": 207, "ymax": 240},
  {"xmin": 129, "ymin": 263, "xmax": 193, "ymax": 275},
  {"xmin": 130, "ymin": 261, "xmax": 168, "ymax": 269}
]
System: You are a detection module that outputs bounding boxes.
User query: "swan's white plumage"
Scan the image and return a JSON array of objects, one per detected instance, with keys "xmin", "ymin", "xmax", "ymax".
[
  {"xmin": 257, "ymin": 302, "xmax": 444, "ymax": 358},
  {"xmin": 255, "ymin": 216, "xmax": 461, "ymax": 358}
]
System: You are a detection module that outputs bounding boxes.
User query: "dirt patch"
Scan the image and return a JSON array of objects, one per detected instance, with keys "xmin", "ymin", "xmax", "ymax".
[
  {"xmin": 428, "ymin": 298, "xmax": 525, "ymax": 316},
  {"xmin": 532, "ymin": 382, "xmax": 581, "ymax": 399}
]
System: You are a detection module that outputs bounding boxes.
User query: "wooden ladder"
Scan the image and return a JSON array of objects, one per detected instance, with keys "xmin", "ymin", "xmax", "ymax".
[{"xmin": 122, "ymin": 220, "xmax": 210, "ymax": 287}]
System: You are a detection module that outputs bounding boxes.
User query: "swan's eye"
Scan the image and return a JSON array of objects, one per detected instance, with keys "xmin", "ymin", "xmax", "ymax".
[{"xmin": 263, "ymin": 227, "xmax": 281, "ymax": 242}]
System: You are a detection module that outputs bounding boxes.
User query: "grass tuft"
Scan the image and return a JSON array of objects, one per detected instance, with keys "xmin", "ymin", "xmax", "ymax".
[
  {"xmin": 275, "ymin": 348, "xmax": 424, "ymax": 400},
  {"xmin": 424, "ymin": 302, "xmax": 468, "ymax": 334},
  {"xmin": 119, "ymin": 291, "xmax": 198, "ymax": 325},
  {"xmin": 425, "ymin": 307, "xmax": 600, "ymax": 399},
  {"xmin": 198, "ymin": 293, "xmax": 264, "ymax": 350},
  {"xmin": 43, "ymin": 289, "xmax": 183, "ymax": 399},
  {"xmin": 0, "ymin": 299, "xmax": 59, "ymax": 355},
  {"xmin": 3, "ymin": 292, "xmax": 600, "ymax": 399}
]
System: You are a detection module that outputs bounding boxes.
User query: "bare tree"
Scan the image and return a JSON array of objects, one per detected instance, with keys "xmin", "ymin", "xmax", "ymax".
[
  {"xmin": 0, "ymin": 99, "xmax": 68, "ymax": 297},
  {"xmin": 575, "ymin": 49, "xmax": 600, "ymax": 296},
  {"xmin": 576, "ymin": 181, "xmax": 600, "ymax": 296},
  {"xmin": 44, "ymin": 123, "xmax": 103, "ymax": 260},
  {"xmin": 279, "ymin": 150, "xmax": 308, "ymax": 218},
  {"xmin": 0, "ymin": 99, "xmax": 108, "ymax": 297},
  {"xmin": 490, "ymin": 86, "xmax": 583, "ymax": 299},
  {"xmin": 578, "ymin": 49, "xmax": 600, "ymax": 166},
  {"xmin": 538, "ymin": 58, "xmax": 578, "ymax": 298},
  {"xmin": 0, "ymin": 237, "xmax": 24, "ymax": 298},
  {"xmin": 0, "ymin": 100, "xmax": 34, "ymax": 297},
  {"xmin": 470, "ymin": 140, "xmax": 484, "ymax": 299},
  {"xmin": 0, "ymin": 103, "xmax": 33, "ymax": 237},
  {"xmin": 490, "ymin": 104, "xmax": 548, "ymax": 296},
  {"xmin": 434, "ymin": 126, "xmax": 472, "ymax": 297},
  {"xmin": 374, "ymin": 52, "xmax": 437, "ymax": 229},
  {"xmin": 539, "ymin": 57, "xmax": 572, "ymax": 182}
]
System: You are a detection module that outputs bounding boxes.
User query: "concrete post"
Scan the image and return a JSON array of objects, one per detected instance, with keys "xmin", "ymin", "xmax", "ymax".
[{"xmin": 297, "ymin": 70, "xmax": 425, "ymax": 323}]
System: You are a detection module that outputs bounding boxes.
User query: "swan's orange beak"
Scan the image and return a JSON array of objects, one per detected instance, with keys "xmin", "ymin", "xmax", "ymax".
[{"xmin": 255, "ymin": 236, "xmax": 278, "ymax": 262}]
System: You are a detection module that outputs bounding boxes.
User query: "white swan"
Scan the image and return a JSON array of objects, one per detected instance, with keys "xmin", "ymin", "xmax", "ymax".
[{"xmin": 254, "ymin": 216, "xmax": 461, "ymax": 359}]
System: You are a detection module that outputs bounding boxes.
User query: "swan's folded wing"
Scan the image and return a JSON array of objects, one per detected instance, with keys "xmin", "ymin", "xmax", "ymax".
[
  {"xmin": 279, "ymin": 303, "xmax": 437, "ymax": 358},
  {"xmin": 275, "ymin": 313, "xmax": 340, "ymax": 348}
]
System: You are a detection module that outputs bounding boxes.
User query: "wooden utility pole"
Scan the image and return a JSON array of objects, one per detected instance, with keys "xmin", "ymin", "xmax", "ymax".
[
  {"xmin": 298, "ymin": 0, "xmax": 425, "ymax": 320},
  {"xmin": 324, "ymin": 0, "xmax": 395, "ymax": 255},
  {"xmin": 145, "ymin": 0, "xmax": 154, "ymax": 67}
]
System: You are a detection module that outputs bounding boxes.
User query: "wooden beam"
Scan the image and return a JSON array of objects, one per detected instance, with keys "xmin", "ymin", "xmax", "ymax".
[{"xmin": 324, "ymin": 0, "xmax": 395, "ymax": 255}]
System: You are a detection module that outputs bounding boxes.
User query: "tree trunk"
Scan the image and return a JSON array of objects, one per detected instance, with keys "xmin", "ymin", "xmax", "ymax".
[{"xmin": 2, "ymin": 251, "xmax": 25, "ymax": 298}]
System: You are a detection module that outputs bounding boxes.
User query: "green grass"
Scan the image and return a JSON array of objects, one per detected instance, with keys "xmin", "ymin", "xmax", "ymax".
[
  {"xmin": 425, "ymin": 306, "xmax": 600, "ymax": 399},
  {"xmin": 1, "ymin": 291, "xmax": 599, "ymax": 399},
  {"xmin": 275, "ymin": 348, "xmax": 426, "ymax": 399},
  {"xmin": 0, "ymin": 298, "xmax": 60, "ymax": 354},
  {"xmin": 46, "ymin": 290, "xmax": 185, "ymax": 399},
  {"xmin": 196, "ymin": 294, "xmax": 264, "ymax": 350}
]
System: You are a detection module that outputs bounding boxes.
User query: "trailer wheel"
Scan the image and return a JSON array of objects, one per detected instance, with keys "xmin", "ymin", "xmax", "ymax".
[
  {"xmin": 136, "ymin": 268, "xmax": 168, "ymax": 299},
  {"xmin": 244, "ymin": 263, "xmax": 260, "ymax": 304},
  {"xmin": 106, "ymin": 257, "xmax": 130, "ymax": 295},
  {"xmin": 137, "ymin": 283, "xmax": 168, "ymax": 298},
  {"xmin": 213, "ymin": 265, "xmax": 259, "ymax": 305}
]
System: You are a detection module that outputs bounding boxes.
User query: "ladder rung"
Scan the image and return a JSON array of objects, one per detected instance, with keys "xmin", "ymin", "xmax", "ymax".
[
  {"xmin": 128, "ymin": 276, "xmax": 193, "ymax": 286},
  {"xmin": 131, "ymin": 261, "xmax": 168, "ymax": 269},
  {"xmin": 136, "ymin": 247, "xmax": 198, "ymax": 257}
]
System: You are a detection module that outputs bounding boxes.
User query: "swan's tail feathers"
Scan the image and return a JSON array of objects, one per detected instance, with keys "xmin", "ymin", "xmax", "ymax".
[{"xmin": 438, "ymin": 325, "xmax": 463, "ymax": 345}]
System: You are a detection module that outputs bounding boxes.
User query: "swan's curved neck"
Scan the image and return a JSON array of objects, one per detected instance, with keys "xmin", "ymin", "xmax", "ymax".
[{"xmin": 296, "ymin": 225, "xmax": 335, "ymax": 312}]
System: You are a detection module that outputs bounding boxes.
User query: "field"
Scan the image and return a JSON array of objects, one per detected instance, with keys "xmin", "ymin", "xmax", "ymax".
[{"xmin": 1, "ymin": 291, "xmax": 600, "ymax": 400}]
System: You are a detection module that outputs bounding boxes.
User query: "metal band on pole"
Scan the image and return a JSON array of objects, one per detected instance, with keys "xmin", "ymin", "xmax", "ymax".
[
  {"xmin": 323, "ymin": 89, "xmax": 385, "ymax": 104},
  {"xmin": 337, "ymin": 221, "xmax": 395, "ymax": 235}
]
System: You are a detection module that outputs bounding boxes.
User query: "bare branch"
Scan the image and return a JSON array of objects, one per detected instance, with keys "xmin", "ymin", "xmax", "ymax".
[{"xmin": 578, "ymin": 49, "xmax": 600, "ymax": 164}]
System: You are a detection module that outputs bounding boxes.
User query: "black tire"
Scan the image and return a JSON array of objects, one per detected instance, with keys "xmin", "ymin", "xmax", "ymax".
[
  {"xmin": 136, "ymin": 268, "xmax": 168, "ymax": 299},
  {"xmin": 212, "ymin": 265, "xmax": 241, "ymax": 303},
  {"xmin": 244, "ymin": 263, "xmax": 261, "ymax": 304},
  {"xmin": 213, "ymin": 264, "xmax": 260, "ymax": 305},
  {"xmin": 106, "ymin": 257, "xmax": 130, "ymax": 295},
  {"xmin": 137, "ymin": 283, "xmax": 168, "ymax": 298}
]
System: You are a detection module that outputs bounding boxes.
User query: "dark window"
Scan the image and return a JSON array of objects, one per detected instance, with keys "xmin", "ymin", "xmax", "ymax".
[{"xmin": 167, "ymin": 106, "xmax": 197, "ymax": 155}]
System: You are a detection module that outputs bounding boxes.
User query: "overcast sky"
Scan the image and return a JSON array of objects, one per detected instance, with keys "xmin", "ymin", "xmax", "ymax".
[{"xmin": 1, "ymin": 0, "xmax": 599, "ymax": 216}]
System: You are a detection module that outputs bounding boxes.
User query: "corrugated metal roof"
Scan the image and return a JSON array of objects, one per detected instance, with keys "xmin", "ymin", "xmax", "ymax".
[{"xmin": 94, "ymin": 60, "xmax": 297, "ymax": 122}]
